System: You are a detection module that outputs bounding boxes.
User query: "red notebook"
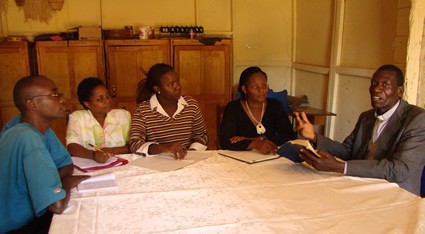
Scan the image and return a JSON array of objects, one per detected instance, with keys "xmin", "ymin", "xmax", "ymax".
[{"xmin": 72, "ymin": 156, "xmax": 128, "ymax": 173}]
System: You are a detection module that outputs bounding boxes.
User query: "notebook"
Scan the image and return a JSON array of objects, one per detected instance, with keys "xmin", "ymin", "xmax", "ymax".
[
  {"xmin": 77, "ymin": 172, "xmax": 118, "ymax": 193},
  {"xmin": 72, "ymin": 156, "xmax": 128, "ymax": 172},
  {"xmin": 218, "ymin": 150, "xmax": 280, "ymax": 164}
]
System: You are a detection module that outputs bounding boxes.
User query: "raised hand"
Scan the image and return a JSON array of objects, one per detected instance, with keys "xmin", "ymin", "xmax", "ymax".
[{"xmin": 294, "ymin": 112, "xmax": 316, "ymax": 142}]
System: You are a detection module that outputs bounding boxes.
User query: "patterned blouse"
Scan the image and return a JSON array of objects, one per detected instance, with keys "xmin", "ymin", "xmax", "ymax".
[{"xmin": 66, "ymin": 109, "xmax": 131, "ymax": 149}]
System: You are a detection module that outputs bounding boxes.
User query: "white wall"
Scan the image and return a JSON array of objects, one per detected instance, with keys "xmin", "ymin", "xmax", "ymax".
[{"xmin": 232, "ymin": 0, "xmax": 293, "ymax": 94}]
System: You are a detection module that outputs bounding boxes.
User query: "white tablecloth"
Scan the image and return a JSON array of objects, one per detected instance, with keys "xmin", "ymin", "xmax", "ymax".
[{"xmin": 49, "ymin": 152, "xmax": 425, "ymax": 233}]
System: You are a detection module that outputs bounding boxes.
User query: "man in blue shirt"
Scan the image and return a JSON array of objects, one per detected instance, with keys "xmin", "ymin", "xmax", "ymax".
[
  {"xmin": 0, "ymin": 116, "xmax": 72, "ymax": 172},
  {"xmin": 0, "ymin": 76, "xmax": 89, "ymax": 233}
]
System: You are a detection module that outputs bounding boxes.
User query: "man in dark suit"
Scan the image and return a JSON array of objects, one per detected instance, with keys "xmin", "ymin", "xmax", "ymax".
[{"xmin": 295, "ymin": 64, "xmax": 425, "ymax": 196}]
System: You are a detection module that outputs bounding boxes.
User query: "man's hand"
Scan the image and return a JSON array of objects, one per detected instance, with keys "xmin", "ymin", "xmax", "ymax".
[
  {"xmin": 299, "ymin": 149, "xmax": 344, "ymax": 173},
  {"xmin": 294, "ymin": 112, "xmax": 316, "ymax": 142},
  {"xmin": 58, "ymin": 164, "xmax": 74, "ymax": 179},
  {"xmin": 48, "ymin": 174, "xmax": 90, "ymax": 214},
  {"xmin": 61, "ymin": 175, "xmax": 91, "ymax": 191}
]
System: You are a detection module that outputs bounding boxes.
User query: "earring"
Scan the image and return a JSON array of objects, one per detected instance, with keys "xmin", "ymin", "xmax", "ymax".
[{"xmin": 158, "ymin": 91, "xmax": 161, "ymax": 94}]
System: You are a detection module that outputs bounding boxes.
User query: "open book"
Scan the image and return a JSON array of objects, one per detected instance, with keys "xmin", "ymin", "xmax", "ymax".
[
  {"xmin": 72, "ymin": 156, "xmax": 128, "ymax": 172},
  {"xmin": 276, "ymin": 139, "xmax": 320, "ymax": 163},
  {"xmin": 218, "ymin": 150, "xmax": 280, "ymax": 164},
  {"xmin": 77, "ymin": 172, "xmax": 118, "ymax": 193}
]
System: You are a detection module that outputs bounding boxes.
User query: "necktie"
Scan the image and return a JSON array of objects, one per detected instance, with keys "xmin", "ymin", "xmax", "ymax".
[{"xmin": 372, "ymin": 115, "xmax": 384, "ymax": 142}]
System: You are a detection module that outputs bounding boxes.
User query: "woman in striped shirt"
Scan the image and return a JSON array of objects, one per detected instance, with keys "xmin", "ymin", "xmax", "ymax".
[{"xmin": 129, "ymin": 63, "xmax": 208, "ymax": 159}]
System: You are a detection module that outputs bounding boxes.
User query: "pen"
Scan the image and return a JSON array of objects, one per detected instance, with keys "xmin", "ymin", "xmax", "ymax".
[
  {"xmin": 88, "ymin": 143, "xmax": 105, "ymax": 152},
  {"xmin": 88, "ymin": 143, "xmax": 113, "ymax": 158}
]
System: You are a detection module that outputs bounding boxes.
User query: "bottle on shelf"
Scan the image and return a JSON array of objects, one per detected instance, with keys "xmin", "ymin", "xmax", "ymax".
[
  {"xmin": 170, "ymin": 26, "xmax": 176, "ymax": 37},
  {"xmin": 199, "ymin": 26, "xmax": 204, "ymax": 38},
  {"xmin": 189, "ymin": 27, "xmax": 195, "ymax": 39}
]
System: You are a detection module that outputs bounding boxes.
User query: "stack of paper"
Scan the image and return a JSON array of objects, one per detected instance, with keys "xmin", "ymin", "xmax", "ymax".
[
  {"xmin": 72, "ymin": 156, "xmax": 128, "ymax": 172},
  {"xmin": 77, "ymin": 172, "xmax": 118, "ymax": 193}
]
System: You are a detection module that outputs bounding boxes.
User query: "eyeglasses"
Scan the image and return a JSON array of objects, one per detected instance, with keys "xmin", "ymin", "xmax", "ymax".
[{"xmin": 30, "ymin": 92, "xmax": 64, "ymax": 100}]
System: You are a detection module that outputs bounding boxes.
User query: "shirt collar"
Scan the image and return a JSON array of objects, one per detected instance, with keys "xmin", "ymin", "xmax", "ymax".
[
  {"xmin": 375, "ymin": 100, "xmax": 400, "ymax": 121},
  {"xmin": 150, "ymin": 94, "xmax": 187, "ymax": 118},
  {"xmin": 86, "ymin": 109, "xmax": 116, "ymax": 125}
]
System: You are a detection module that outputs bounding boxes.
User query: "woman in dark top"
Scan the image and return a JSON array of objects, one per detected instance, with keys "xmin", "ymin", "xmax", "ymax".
[{"xmin": 219, "ymin": 66, "xmax": 296, "ymax": 154}]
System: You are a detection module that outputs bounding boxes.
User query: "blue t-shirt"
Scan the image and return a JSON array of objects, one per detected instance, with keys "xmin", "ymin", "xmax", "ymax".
[
  {"xmin": 0, "ymin": 116, "xmax": 72, "ymax": 168},
  {"xmin": 0, "ymin": 123, "xmax": 67, "ymax": 233}
]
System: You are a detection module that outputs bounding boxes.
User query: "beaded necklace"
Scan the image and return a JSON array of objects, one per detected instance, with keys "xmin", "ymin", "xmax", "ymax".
[{"xmin": 245, "ymin": 100, "xmax": 266, "ymax": 135}]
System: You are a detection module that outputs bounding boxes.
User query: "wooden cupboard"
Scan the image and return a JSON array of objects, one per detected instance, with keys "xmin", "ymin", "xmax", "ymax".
[
  {"xmin": 172, "ymin": 39, "xmax": 232, "ymax": 149},
  {"xmin": 104, "ymin": 39, "xmax": 171, "ymax": 113},
  {"xmin": 36, "ymin": 40, "xmax": 105, "ymax": 143},
  {"xmin": 0, "ymin": 41, "xmax": 31, "ymax": 129}
]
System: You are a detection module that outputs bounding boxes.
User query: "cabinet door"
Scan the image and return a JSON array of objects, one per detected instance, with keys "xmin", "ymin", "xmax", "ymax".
[
  {"xmin": 105, "ymin": 40, "xmax": 170, "ymax": 113},
  {"xmin": 36, "ymin": 40, "xmax": 105, "ymax": 144},
  {"xmin": 173, "ymin": 39, "xmax": 232, "ymax": 148},
  {"xmin": 0, "ymin": 41, "xmax": 31, "ymax": 128}
]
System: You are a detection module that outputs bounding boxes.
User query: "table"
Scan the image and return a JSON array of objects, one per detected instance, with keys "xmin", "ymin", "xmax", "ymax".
[{"xmin": 49, "ymin": 152, "xmax": 425, "ymax": 233}]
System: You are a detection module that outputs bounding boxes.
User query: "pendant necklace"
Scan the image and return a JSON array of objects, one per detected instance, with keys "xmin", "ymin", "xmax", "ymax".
[{"xmin": 245, "ymin": 100, "xmax": 266, "ymax": 135}]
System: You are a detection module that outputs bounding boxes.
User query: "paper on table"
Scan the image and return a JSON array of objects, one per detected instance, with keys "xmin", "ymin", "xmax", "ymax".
[
  {"xmin": 218, "ymin": 150, "xmax": 279, "ymax": 164},
  {"xmin": 72, "ymin": 156, "xmax": 117, "ymax": 169},
  {"xmin": 77, "ymin": 172, "xmax": 118, "ymax": 193},
  {"xmin": 130, "ymin": 151, "xmax": 213, "ymax": 171},
  {"xmin": 72, "ymin": 156, "xmax": 128, "ymax": 172}
]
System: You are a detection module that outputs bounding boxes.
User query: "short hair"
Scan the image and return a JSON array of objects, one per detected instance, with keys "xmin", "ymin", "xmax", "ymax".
[
  {"xmin": 77, "ymin": 77, "xmax": 105, "ymax": 109},
  {"xmin": 374, "ymin": 64, "xmax": 404, "ymax": 86},
  {"xmin": 13, "ymin": 75, "xmax": 48, "ymax": 113},
  {"xmin": 238, "ymin": 66, "xmax": 267, "ymax": 100},
  {"xmin": 136, "ymin": 63, "xmax": 174, "ymax": 103}
]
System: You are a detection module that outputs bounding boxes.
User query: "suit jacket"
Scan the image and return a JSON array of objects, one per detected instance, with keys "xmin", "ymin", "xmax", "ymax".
[{"xmin": 317, "ymin": 99, "xmax": 425, "ymax": 195}]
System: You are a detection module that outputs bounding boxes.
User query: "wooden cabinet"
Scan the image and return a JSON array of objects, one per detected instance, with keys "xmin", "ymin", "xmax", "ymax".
[
  {"xmin": 36, "ymin": 40, "xmax": 105, "ymax": 143},
  {"xmin": 104, "ymin": 39, "xmax": 170, "ymax": 113},
  {"xmin": 172, "ymin": 39, "xmax": 232, "ymax": 148},
  {"xmin": 0, "ymin": 41, "xmax": 31, "ymax": 129}
]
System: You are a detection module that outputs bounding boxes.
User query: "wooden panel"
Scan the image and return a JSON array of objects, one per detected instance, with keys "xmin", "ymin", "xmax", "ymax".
[
  {"xmin": 0, "ymin": 41, "xmax": 31, "ymax": 128},
  {"xmin": 172, "ymin": 39, "xmax": 232, "ymax": 148},
  {"xmin": 36, "ymin": 41, "xmax": 104, "ymax": 108},
  {"xmin": 202, "ymin": 49, "xmax": 226, "ymax": 95},
  {"xmin": 36, "ymin": 40, "xmax": 105, "ymax": 143},
  {"xmin": 105, "ymin": 39, "xmax": 170, "ymax": 110},
  {"xmin": 70, "ymin": 46, "xmax": 104, "ymax": 103},
  {"xmin": 177, "ymin": 50, "xmax": 202, "ymax": 94},
  {"xmin": 197, "ymin": 100, "xmax": 221, "ymax": 150},
  {"xmin": 37, "ymin": 45, "xmax": 72, "ymax": 98}
]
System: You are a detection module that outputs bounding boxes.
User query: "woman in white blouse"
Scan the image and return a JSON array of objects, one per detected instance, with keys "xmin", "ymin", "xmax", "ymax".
[{"xmin": 66, "ymin": 77, "xmax": 131, "ymax": 163}]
